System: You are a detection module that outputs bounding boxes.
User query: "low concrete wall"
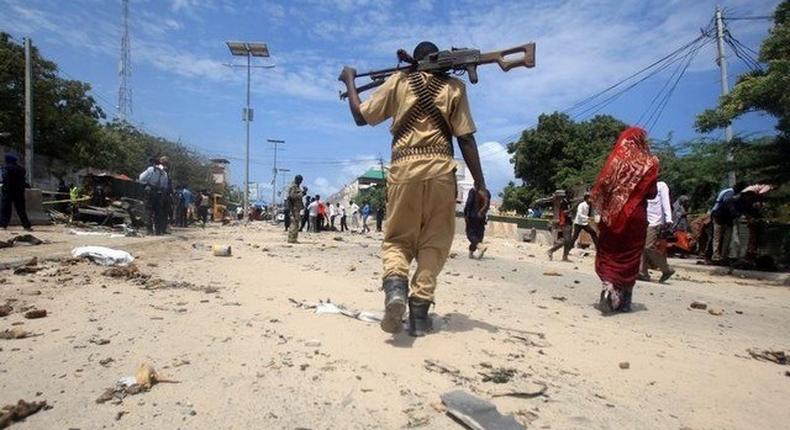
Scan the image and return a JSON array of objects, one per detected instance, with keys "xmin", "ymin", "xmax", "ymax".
[
  {"xmin": 3, "ymin": 189, "xmax": 51, "ymax": 226},
  {"xmin": 454, "ymin": 216, "xmax": 552, "ymax": 246}
]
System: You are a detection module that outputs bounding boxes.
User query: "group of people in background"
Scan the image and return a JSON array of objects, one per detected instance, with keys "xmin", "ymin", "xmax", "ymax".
[
  {"xmin": 284, "ymin": 174, "xmax": 386, "ymax": 244},
  {"xmin": 138, "ymin": 155, "xmax": 212, "ymax": 235}
]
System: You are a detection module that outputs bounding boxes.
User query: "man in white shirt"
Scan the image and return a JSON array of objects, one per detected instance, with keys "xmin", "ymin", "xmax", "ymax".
[
  {"xmin": 639, "ymin": 181, "xmax": 675, "ymax": 282},
  {"xmin": 570, "ymin": 193, "xmax": 598, "ymax": 250},
  {"xmin": 329, "ymin": 202, "xmax": 337, "ymax": 230},
  {"xmin": 339, "ymin": 203, "xmax": 348, "ymax": 232},
  {"xmin": 349, "ymin": 200, "xmax": 360, "ymax": 232},
  {"xmin": 307, "ymin": 195, "xmax": 320, "ymax": 232}
]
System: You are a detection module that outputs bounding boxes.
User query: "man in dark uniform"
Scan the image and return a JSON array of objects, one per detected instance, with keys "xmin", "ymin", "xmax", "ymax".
[
  {"xmin": 287, "ymin": 175, "xmax": 305, "ymax": 243},
  {"xmin": 339, "ymin": 41, "xmax": 488, "ymax": 337},
  {"xmin": 0, "ymin": 154, "xmax": 32, "ymax": 231}
]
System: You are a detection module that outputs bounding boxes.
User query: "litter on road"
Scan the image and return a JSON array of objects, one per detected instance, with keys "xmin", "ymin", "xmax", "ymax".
[
  {"xmin": 440, "ymin": 390, "xmax": 524, "ymax": 430},
  {"xmin": 71, "ymin": 246, "xmax": 134, "ymax": 266}
]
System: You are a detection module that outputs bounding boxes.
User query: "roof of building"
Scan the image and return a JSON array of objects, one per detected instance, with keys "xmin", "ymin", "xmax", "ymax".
[
  {"xmin": 210, "ymin": 158, "xmax": 230, "ymax": 164},
  {"xmin": 358, "ymin": 168, "xmax": 386, "ymax": 181}
]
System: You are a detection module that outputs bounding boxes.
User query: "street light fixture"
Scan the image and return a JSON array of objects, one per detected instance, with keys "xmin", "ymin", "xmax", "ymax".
[{"xmin": 225, "ymin": 40, "xmax": 273, "ymax": 222}]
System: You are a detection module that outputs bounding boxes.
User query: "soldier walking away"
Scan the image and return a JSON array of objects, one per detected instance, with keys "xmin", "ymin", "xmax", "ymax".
[
  {"xmin": 340, "ymin": 41, "xmax": 488, "ymax": 337},
  {"xmin": 287, "ymin": 175, "xmax": 306, "ymax": 243},
  {"xmin": 0, "ymin": 154, "xmax": 32, "ymax": 231}
]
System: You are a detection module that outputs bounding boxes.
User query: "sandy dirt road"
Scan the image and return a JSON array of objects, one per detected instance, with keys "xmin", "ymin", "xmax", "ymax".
[{"xmin": 1, "ymin": 223, "xmax": 788, "ymax": 429}]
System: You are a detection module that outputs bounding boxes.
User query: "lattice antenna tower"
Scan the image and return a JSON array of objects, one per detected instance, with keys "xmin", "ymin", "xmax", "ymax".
[{"xmin": 118, "ymin": 0, "xmax": 132, "ymax": 120}]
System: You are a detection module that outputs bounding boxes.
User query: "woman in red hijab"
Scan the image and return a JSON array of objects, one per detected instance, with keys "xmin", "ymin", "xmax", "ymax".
[{"xmin": 591, "ymin": 127, "xmax": 658, "ymax": 313}]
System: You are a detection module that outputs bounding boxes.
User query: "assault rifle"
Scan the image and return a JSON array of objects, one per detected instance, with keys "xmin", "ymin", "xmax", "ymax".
[{"xmin": 339, "ymin": 43, "xmax": 535, "ymax": 100}]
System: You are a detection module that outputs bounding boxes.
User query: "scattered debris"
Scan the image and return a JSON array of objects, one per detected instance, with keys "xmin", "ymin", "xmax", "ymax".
[
  {"xmin": 543, "ymin": 271, "xmax": 562, "ymax": 277},
  {"xmin": 479, "ymin": 367, "xmax": 518, "ymax": 384},
  {"xmin": 551, "ymin": 296, "xmax": 567, "ymax": 302},
  {"xmin": 619, "ymin": 361, "xmax": 630, "ymax": 369},
  {"xmin": 212, "ymin": 245, "xmax": 232, "ymax": 257},
  {"xmin": 0, "ymin": 328, "xmax": 32, "ymax": 340},
  {"xmin": 0, "ymin": 305, "xmax": 12, "ymax": 318},
  {"xmin": 23, "ymin": 309, "xmax": 47, "ymax": 319},
  {"xmin": 72, "ymin": 246, "xmax": 134, "ymax": 266},
  {"xmin": 89, "ymin": 337, "xmax": 110, "ymax": 346},
  {"xmin": 305, "ymin": 340, "xmax": 322, "ymax": 348},
  {"xmin": 68, "ymin": 229, "xmax": 124, "ymax": 238},
  {"xmin": 102, "ymin": 264, "xmax": 148, "ymax": 280},
  {"xmin": 96, "ymin": 363, "xmax": 178, "ymax": 404},
  {"xmin": 747, "ymin": 349, "xmax": 788, "ymax": 366},
  {"xmin": 333, "ymin": 236, "xmax": 344, "ymax": 242},
  {"xmin": 689, "ymin": 301, "xmax": 707, "ymax": 310},
  {"xmin": 490, "ymin": 381, "xmax": 548, "ymax": 399},
  {"xmin": 0, "ymin": 234, "xmax": 45, "ymax": 248},
  {"xmin": 0, "ymin": 400, "xmax": 50, "ymax": 428},
  {"xmin": 13, "ymin": 258, "xmax": 43, "ymax": 275},
  {"xmin": 441, "ymin": 390, "xmax": 523, "ymax": 430},
  {"xmin": 99, "ymin": 358, "xmax": 115, "ymax": 367},
  {"xmin": 289, "ymin": 298, "xmax": 383, "ymax": 324},
  {"xmin": 505, "ymin": 333, "xmax": 550, "ymax": 348},
  {"xmin": 707, "ymin": 307, "xmax": 723, "ymax": 316},
  {"xmin": 424, "ymin": 359, "xmax": 463, "ymax": 377}
]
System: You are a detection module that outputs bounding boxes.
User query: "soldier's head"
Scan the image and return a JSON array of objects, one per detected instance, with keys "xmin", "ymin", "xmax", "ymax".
[
  {"xmin": 294, "ymin": 174, "xmax": 303, "ymax": 185},
  {"xmin": 4, "ymin": 153, "xmax": 18, "ymax": 165},
  {"xmin": 584, "ymin": 192, "xmax": 591, "ymax": 203},
  {"xmin": 159, "ymin": 156, "xmax": 170, "ymax": 168},
  {"xmin": 315, "ymin": 194, "xmax": 320, "ymax": 201},
  {"xmin": 413, "ymin": 41, "xmax": 438, "ymax": 61}
]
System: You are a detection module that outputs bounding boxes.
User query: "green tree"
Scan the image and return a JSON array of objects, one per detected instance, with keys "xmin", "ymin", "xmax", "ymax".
[
  {"xmin": 695, "ymin": 1, "xmax": 790, "ymax": 184},
  {"xmin": 0, "ymin": 33, "xmax": 106, "ymax": 166},
  {"xmin": 357, "ymin": 184, "xmax": 386, "ymax": 210},
  {"xmin": 503, "ymin": 112, "xmax": 627, "ymax": 214}
]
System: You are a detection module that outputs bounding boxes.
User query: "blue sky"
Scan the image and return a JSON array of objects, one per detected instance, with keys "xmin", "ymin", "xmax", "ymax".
[{"xmin": 0, "ymin": 0, "xmax": 779, "ymax": 200}]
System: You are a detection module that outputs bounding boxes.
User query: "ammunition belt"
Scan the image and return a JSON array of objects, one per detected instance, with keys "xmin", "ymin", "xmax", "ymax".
[{"xmin": 391, "ymin": 72, "xmax": 453, "ymax": 164}]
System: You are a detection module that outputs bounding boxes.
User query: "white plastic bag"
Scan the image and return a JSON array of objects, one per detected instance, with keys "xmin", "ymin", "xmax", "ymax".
[{"xmin": 72, "ymin": 246, "xmax": 134, "ymax": 266}]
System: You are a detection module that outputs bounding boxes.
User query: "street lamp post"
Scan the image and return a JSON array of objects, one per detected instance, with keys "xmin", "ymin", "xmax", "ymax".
[{"xmin": 225, "ymin": 40, "xmax": 273, "ymax": 222}]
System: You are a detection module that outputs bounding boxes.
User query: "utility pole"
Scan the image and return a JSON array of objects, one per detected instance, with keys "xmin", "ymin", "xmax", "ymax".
[
  {"xmin": 225, "ymin": 41, "xmax": 273, "ymax": 222},
  {"xmin": 267, "ymin": 139, "xmax": 285, "ymax": 206},
  {"xmin": 715, "ymin": 5, "xmax": 736, "ymax": 187},
  {"xmin": 24, "ymin": 38, "xmax": 34, "ymax": 186}
]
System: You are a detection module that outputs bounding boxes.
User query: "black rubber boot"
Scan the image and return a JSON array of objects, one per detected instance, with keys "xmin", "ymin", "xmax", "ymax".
[
  {"xmin": 380, "ymin": 277, "xmax": 408, "ymax": 334},
  {"xmin": 408, "ymin": 297, "xmax": 433, "ymax": 337},
  {"xmin": 620, "ymin": 291, "xmax": 633, "ymax": 312}
]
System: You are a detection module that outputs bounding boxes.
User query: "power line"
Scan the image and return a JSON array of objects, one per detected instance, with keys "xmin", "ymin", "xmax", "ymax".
[
  {"xmin": 724, "ymin": 15, "xmax": 773, "ymax": 21},
  {"xmin": 639, "ymin": 37, "xmax": 713, "ymax": 129},
  {"xmin": 477, "ymin": 26, "xmax": 717, "ymax": 161},
  {"xmin": 645, "ymin": 37, "xmax": 712, "ymax": 132}
]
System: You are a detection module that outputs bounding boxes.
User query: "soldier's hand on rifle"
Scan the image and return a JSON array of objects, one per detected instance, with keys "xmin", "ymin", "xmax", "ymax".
[{"xmin": 338, "ymin": 66, "xmax": 357, "ymax": 85}]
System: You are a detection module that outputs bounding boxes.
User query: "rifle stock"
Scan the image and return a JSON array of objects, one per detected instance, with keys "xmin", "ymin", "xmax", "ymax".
[{"xmin": 479, "ymin": 43, "xmax": 536, "ymax": 71}]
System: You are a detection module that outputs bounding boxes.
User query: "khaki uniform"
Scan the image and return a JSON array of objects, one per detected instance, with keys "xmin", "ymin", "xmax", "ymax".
[
  {"xmin": 360, "ymin": 71, "xmax": 476, "ymax": 301},
  {"xmin": 287, "ymin": 182, "xmax": 304, "ymax": 243}
]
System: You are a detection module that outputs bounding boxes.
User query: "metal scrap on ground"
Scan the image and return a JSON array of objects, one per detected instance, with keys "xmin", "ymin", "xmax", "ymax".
[{"xmin": 440, "ymin": 390, "xmax": 524, "ymax": 430}]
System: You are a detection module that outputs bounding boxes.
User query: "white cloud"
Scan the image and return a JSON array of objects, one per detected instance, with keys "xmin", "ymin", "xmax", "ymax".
[{"xmin": 478, "ymin": 141, "xmax": 515, "ymax": 193}]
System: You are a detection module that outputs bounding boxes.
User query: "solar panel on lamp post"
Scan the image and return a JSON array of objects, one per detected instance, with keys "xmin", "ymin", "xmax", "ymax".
[{"xmin": 226, "ymin": 40, "xmax": 271, "ymax": 223}]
